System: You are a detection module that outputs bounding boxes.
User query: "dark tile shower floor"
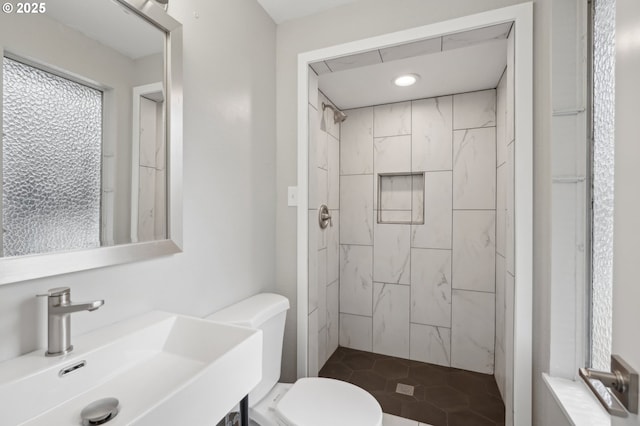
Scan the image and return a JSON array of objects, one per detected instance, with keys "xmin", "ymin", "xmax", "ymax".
[{"xmin": 319, "ymin": 347, "xmax": 505, "ymax": 426}]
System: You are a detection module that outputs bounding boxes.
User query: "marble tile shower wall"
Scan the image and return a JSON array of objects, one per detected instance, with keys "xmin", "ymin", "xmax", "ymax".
[
  {"xmin": 338, "ymin": 89, "xmax": 498, "ymax": 375},
  {"xmin": 495, "ymin": 29, "xmax": 516, "ymax": 410},
  {"xmin": 307, "ymin": 69, "xmax": 340, "ymax": 376}
]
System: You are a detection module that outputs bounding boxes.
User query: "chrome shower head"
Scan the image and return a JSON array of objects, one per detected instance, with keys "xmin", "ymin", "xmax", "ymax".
[{"xmin": 322, "ymin": 102, "xmax": 348, "ymax": 124}]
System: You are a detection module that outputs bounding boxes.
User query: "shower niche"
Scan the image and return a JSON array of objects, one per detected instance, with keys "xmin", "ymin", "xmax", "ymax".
[{"xmin": 377, "ymin": 172, "xmax": 425, "ymax": 225}]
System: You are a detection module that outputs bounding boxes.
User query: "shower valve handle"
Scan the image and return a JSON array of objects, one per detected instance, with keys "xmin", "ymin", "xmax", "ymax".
[{"xmin": 318, "ymin": 204, "xmax": 332, "ymax": 229}]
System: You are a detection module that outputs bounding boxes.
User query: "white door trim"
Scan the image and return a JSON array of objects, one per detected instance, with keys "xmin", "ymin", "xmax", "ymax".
[{"xmin": 296, "ymin": 3, "xmax": 533, "ymax": 424}]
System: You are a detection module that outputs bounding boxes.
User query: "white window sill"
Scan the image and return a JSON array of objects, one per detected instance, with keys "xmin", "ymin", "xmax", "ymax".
[{"xmin": 543, "ymin": 373, "xmax": 611, "ymax": 425}]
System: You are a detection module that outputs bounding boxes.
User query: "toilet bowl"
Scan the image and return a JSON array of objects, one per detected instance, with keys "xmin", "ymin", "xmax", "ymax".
[{"xmin": 206, "ymin": 293, "xmax": 382, "ymax": 426}]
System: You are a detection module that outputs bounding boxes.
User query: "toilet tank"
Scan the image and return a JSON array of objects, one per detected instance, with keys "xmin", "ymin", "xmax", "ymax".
[{"xmin": 206, "ymin": 293, "xmax": 290, "ymax": 405}]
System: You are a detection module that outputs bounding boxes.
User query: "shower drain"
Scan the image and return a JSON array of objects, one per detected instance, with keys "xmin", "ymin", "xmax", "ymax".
[
  {"xmin": 395, "ymin": 383, "xmax": 415, "ymax": 396},
  {"xmin": 81, "ymin": 397, "xmax": 120, "ymax": 425}
]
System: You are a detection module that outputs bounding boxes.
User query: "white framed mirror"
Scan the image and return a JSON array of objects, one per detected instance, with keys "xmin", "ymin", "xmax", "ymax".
[{"xmin": 0, "ymin": 0, "xmax": 183, "ymax": 284}]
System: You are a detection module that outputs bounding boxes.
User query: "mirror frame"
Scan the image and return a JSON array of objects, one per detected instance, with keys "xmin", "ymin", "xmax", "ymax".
[{"xmin": 0, "ymin": 0, "xmax": 183, "ymax": 285}]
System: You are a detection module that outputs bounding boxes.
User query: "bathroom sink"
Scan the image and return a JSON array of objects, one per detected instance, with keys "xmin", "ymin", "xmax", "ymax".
[{"xmin": 0, "ymin": 311, "xmax": 262, "ymax": 425}]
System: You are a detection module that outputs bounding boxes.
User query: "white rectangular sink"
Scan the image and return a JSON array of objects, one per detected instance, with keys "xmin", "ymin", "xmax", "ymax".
[{"xmin": 0, "ymin": 311, "xmax": 262, "ymax": 426}]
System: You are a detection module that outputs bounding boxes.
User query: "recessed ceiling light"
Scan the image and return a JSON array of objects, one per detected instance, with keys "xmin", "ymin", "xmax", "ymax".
[{"xmin": 394, "ymin": 74, "xmax": 420, "ymax": 87}]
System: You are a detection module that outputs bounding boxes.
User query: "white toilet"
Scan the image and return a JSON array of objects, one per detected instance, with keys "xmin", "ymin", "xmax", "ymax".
[{"xmin": 206, "ymin": 293, "xmax": 383, "ymax": 426}]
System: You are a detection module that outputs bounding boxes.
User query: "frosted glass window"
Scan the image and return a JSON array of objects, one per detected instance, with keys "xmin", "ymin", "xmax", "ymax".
[
  {"xmin": 591, "ymin": 0, "xmax": 615, "ymax": 370},
  {"xmin": 2, "ymin": 57, "xmax": 102, "ymax": 257}
]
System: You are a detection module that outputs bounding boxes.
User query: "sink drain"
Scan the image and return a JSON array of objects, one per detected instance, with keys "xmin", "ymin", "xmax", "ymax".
[{"xmin": 81, "ymin": 397, "xmax": 119, "ymax": 425}]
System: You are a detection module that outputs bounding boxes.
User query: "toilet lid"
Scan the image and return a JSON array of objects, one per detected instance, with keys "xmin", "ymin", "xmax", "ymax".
[{"xmin": 275, "ymin": 378, "xmax": 382, "ymax": 426}]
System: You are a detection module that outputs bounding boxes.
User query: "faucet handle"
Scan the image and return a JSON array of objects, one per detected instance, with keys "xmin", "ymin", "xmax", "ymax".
[{"xmin": 36, "ymin": 287, "xmax": 70, "ymax": 298}]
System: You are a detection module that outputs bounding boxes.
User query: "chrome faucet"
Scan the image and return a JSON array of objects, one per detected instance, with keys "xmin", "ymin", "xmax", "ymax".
[{"xmin": 37, "ymin": 287, "xmax": 104, "ymax": 357}]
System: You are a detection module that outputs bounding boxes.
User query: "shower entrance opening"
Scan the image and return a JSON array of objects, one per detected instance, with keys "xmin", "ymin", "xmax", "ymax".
[{"xmin": 296, "ymin": 4, "xmax": 532, "ymax": 426}]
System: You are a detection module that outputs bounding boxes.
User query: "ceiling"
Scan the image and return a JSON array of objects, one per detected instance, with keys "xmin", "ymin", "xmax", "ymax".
[
  {"xmin": 46, "ymin": 0, "xmax": 163, "ymax": 60},
  {"xmin": 316, "ymin": 23, "xmax": 511, "ymax": 110},
  {"xmin": 256, "ymin": 0, "xmax": 360, "ymax": 24}
]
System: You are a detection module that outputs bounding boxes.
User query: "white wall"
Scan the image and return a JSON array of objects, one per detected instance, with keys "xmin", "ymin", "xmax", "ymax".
[
  {"xmin": 275, "ymin": 2, "xmax": 553, "ymax": 425},
  {"xmin": 133, "ymin": 53, "xmax": 164, "ymax": 87},
  {"xmin": 0, "ymin": 0, "xmax": 276, "ymax": 363}
]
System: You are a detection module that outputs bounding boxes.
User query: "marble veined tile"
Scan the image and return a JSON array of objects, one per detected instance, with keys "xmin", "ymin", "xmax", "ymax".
[
  {"xmin": 373, "ymin": 283, "xmax": 410, "ymax": 358},
  {"xmin": 340, "ymin": 244, "xmax": 373, "ymax": 316},
  {"xmin": 410, "ymin": 323, "xmax": 451, "ymax": 367},
  {"xmin": 507, "ymin": 142, "xmax": 515, "ymax": 275},
  {"xmin": 505, "ymin": 272, "xmax": 515, "ymax": 399},
  {"xmin": 494, "ymin": 343, "xmax": 506, "ymax": 400},
  {"xmin": 374, "ymin": 223, "xmax": 411, "ymax": 284},
  {"xmin": 327, "ymin": 280, "xmax": 339, "ymax": 355},
  {"xmin": 452, "ymin": 210, "xmax": 496, "ymax": 292},
  {"xmin": 411, "ymin": 174, "xmax": 425, "ymax": 224},
  {"xmin": 318, "ymin": 248, "xmax": 327, "ymax": 329},
  {"xmin": 317, "ymin": 169, "xmax": 328, "ymax": 249},
  {"xmin": 379, "ymin": 210, "xmax": 412, "ymax": 223},
  {"xmin": 327, "ymin": 210, "xmax": 340, "ymax": 284},
  {"xmin": 374, "ymin": 101, "xmax": 411, "ymax": 137},
  {"xmin": 374, "ymin": 135, "xmax": 411, "ymax": 174},
  {"xmin": 412, "ymin": 96, "xmax": 453, "ymax": 171},
  {"xmin": 496, "ymin": 253, "xmax": 506, "ymax": 350},
  {"xmin": 308, "ymin": 105, "xmax": 319, "ymax": 206},
  {"xmin": 377, "ymin": 174, "xmax": 413, "ymax": 213},
  {"xmin": 496, "ymin": 163, "xmax": 506, "ymax": 256},
  {"xmin": 328, "ymin": 136, "xmax": 340, "ymax": 209},
  {"xmin": 496, "ymin": 73, "xmax": 507, "ymax": 167},
  {"xmin": 451, "ymin": 289, "xmax": 495, "ymax": 374},
  {"xmin": 308, "ymin": 309, "xmax": 319, "ymax": 377},
  {"xmin": 412, "ymin": 171, "xmax": 452, "ymax": 249},
  {"xmin": 341, "ymin": 107, "xmax": 373, "ymax": 175},
  {"xmin": 453, "ymin": 89, "xmax": 496, "ymax": 130},
  {"xmin": 308, "ymin": 211, "xmax": 318, "ymax": 313},
  {"xmin": 318, "ymin": 325, "xmax": 328, "ymax": 369},
  {"xmin": 453, "ymin": 127, "xmax": 496, "ymax": 210},
  {"xmin": 340, "ymin": 313, "xmax": 372, "ymax": 352},
  {"xmin": 317, "ymin": 167, "xmax": 328, "ymax": 208},
  {"xmin": 411, "ymin": 248, "xmax": 452, "ymax": 328},
  {"xmin": 320, "ymin": 92, "xmax": 340, "ymax": 140},
  {"xmin": 317, "ymin": 128, "xmax": 328, "ymax": 170},
  {"xmin": 340, "ymin": 175, "xmax": 374, "ymax": 245}
]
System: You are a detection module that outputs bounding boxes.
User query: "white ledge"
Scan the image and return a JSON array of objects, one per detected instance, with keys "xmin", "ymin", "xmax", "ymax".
[{"xmin": 543, "ymin": 373, "xmax": 611, "ymax": 425}]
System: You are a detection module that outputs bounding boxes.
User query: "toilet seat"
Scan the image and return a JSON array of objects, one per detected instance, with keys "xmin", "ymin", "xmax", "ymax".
[{"xmin": 275, "ymin": 378, "xmax": 383, "ymax": 426}]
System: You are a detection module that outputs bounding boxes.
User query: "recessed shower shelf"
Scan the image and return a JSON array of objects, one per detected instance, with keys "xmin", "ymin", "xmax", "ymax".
[{"xmin": 376, "ymin": 172, "xmax": 425, "ymax": 225}]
